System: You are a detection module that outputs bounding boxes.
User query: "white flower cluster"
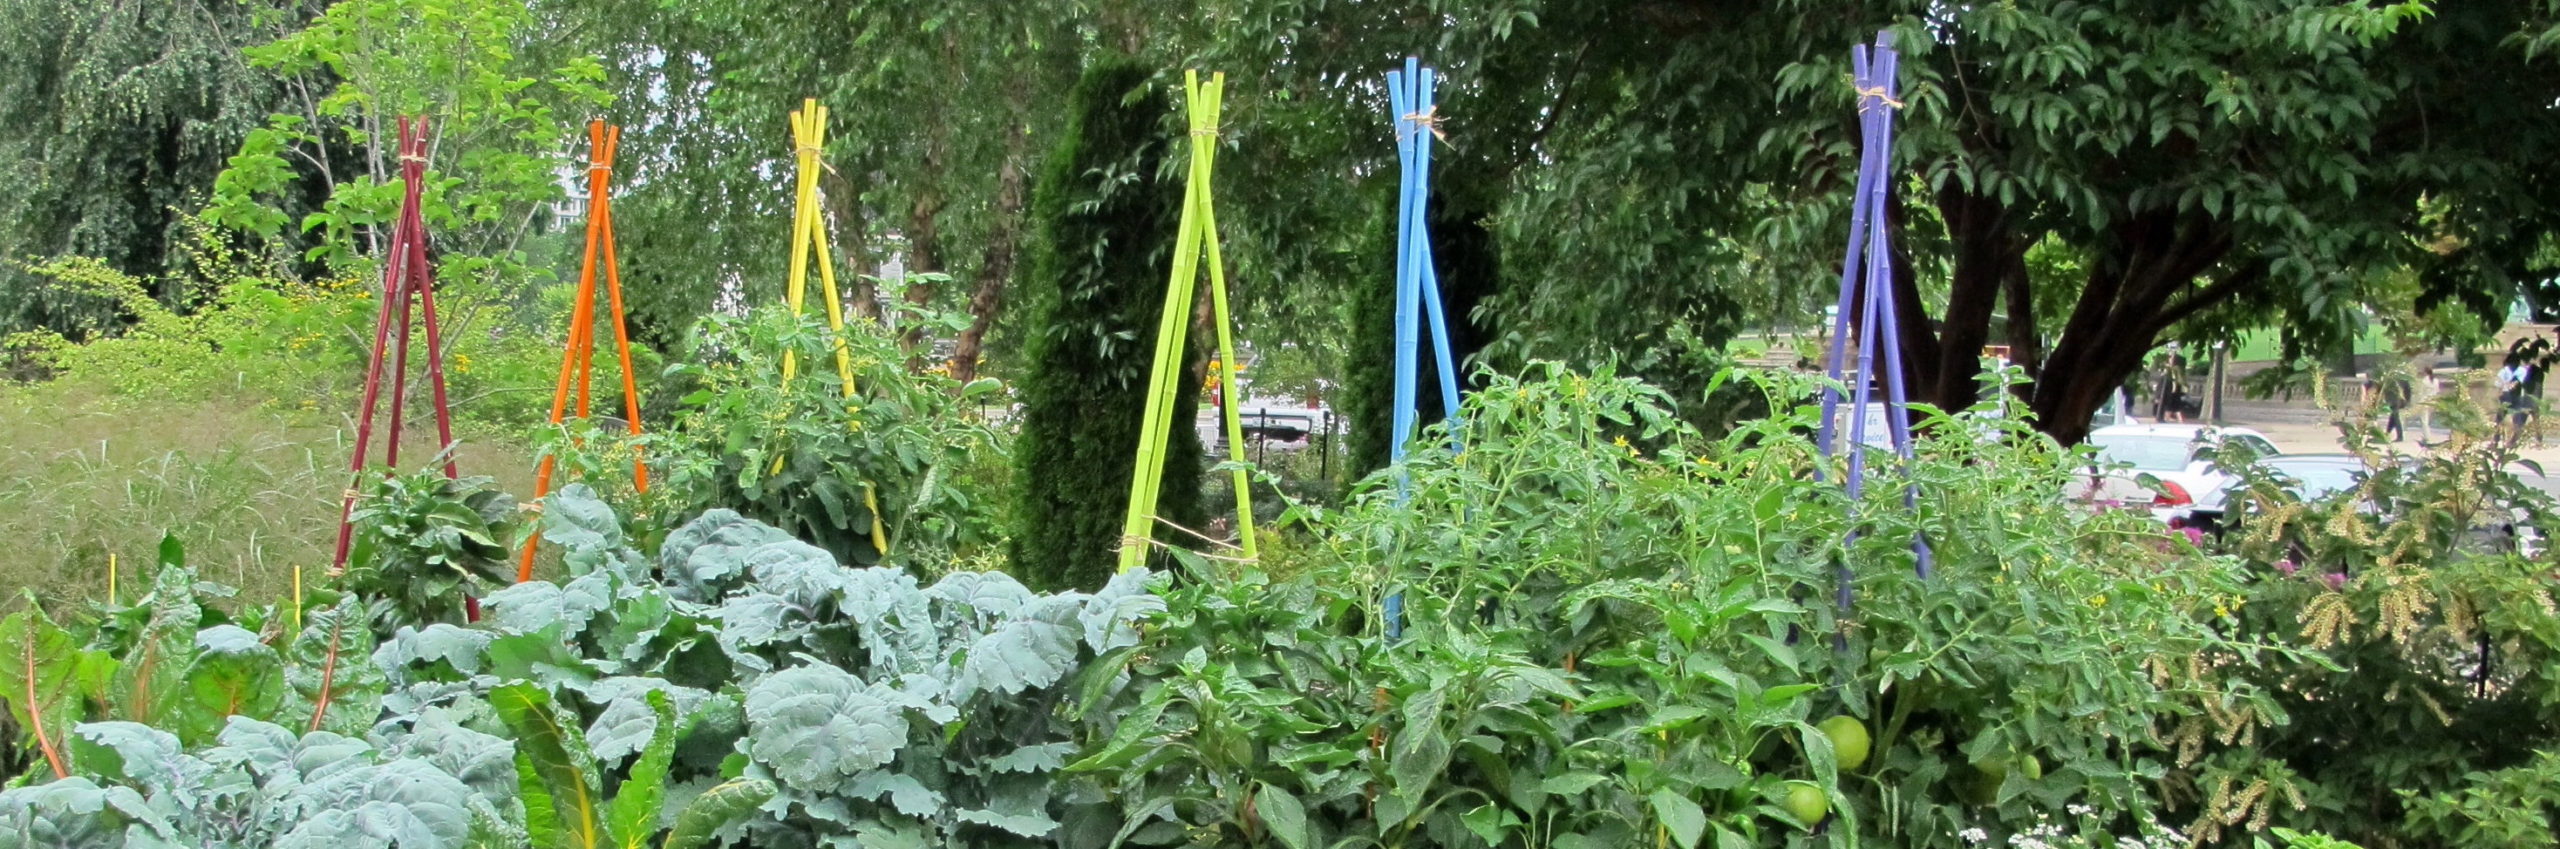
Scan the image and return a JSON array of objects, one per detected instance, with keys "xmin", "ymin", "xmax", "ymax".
[{"xmin": 1951, "ymin": 809, "xmax": 2191, "ymax": 849}]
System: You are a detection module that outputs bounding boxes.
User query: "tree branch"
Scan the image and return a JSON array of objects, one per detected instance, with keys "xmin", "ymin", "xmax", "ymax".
[{"xmin": 2148, "ymin": 259, "xmax": 2267, "ymax": 339}]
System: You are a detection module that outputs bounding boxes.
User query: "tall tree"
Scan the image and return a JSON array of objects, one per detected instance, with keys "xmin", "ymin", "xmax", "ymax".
[
  {"xmin": 207, "ymin": 0, "xmax": 612, "ymax": 293},
  {"xmin": 623, "ymin": 0, "xmax": 1082, "ymax": 372},
  {"xmin": 1011, "ymin": 57, "xmax": 1205, "ymax": 591},
  {"xmin": 1170, "ymin": 0, "xmax": 2560, "ymax": 444},
  {"xmin": 1145, "ymin": 3, "xmax": 1771, "ymax": 434},
  {"xmin": 545, "ymin": 0, "xmax": 788, "ymax": 352},
  {"xmin": 0, "ymin": 0, "xmax": 326, "ymax": 337},
  {"xmin": 1745, "ymin": 1, "xmax": 2557, "ymax": 443}
]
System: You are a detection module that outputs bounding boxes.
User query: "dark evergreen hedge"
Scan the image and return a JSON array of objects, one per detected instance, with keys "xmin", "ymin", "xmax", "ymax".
[{"xmin": 1010, "ymin": 57, "xmax": 1205, "ymax": 591}]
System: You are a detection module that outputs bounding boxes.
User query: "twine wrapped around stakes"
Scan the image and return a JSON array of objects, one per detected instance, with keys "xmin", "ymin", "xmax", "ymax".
[
  {"xmin": 1400, "ymin": 106, "xmax": 1450, "ymax": 144},
  {"xmin": 1856, "ymin": 85, "xmax": 1905, "ymax": 111}
]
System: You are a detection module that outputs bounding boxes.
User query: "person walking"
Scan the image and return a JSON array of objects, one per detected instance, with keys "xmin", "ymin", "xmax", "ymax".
[
  {"xmin": 2151, "ymin": 350, "xmax": 2188, "ymax": 423},
  {"xmin": 2380, "ymin": 368, "xmax": 2412, "ymax": 442},
  {"xmin": 2415, "ymin": 365, "xmax": 2441, "ymax": 444},
  {"xmin": 2499, "ymin": 359, "xmax": 2534, "ymax": 449}
]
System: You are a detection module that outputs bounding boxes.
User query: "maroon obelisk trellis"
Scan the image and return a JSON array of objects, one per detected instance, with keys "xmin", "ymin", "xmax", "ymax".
[{"xmin": 330, "ymin": 116, "xmax": 462, "ymax": 574}]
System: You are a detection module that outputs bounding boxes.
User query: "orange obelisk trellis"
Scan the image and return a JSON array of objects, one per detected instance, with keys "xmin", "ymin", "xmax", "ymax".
[
  {"xmin": 517, "ymin": 119, "xmax": 650, "ymax": 581},
  {"xmin": 330, "ymin": 116, "xmax": 461, "ymax": 574}
]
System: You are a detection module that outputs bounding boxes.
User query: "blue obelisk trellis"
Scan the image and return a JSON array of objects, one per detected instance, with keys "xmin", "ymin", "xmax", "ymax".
[
  {"xmin": 1816, "ymin": 31, "xmax": 1934, "ymax": 619},
  {"xmin": 1383, "ymin": 57, "xmax": 1467, "ymax": 639}
]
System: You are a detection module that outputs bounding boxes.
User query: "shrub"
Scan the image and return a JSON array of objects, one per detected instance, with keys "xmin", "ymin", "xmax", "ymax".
[
  {"xmin": 2214, "ymin": 398, "xmax": 2560, "ymax": 847},
  {"xmin": 1068, "ymin": 364, "xmax": 2288, "ymax": 848},
  {"xmin": 1011, "ymin": 56, "xmax": 1205, "ymax": 591}
]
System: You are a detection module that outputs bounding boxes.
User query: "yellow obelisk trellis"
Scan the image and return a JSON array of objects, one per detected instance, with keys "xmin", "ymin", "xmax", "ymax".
[
  {"xmin": 1117, "ymin": 71, "xmax": 1257, "ymax": 572},
  {"xmin": 776, "ymin": 99, "xmax": 886, "ymax": 555},
  {"xmin": 780, "ymin": 99, "xmax": 857, "ymax": 402}
]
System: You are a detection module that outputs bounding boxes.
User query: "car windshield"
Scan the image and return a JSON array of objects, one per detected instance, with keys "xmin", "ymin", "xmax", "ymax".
[{"xmin": 2089, "ymin": 434, "xmax": 2195, "ymax": 471}]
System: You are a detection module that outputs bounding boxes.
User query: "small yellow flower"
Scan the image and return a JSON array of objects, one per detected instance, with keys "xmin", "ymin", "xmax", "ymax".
[
  {"xmin": 2088, "ymin": 593, "xmax": 2108, "ymax": 608},
  {"xmin": 2214, "ymin": 603, "xmax": 2231, "ymax": 618},
  {"xmin": 452, "ymin": 352, "xmax": 475, "ymax": 374}
]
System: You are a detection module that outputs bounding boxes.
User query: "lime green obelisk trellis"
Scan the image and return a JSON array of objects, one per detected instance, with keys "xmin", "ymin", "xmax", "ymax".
[{"xmin": 1117, "ymin": 70, "xmax": 1257, "ymax": 572}]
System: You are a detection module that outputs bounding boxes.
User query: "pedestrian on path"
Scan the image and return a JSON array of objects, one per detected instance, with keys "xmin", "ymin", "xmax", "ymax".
[
  {"xmin": 2151, "ymin": 349, "xmax": 2189, "ymax": 423},
  {"xmin": 2499, "ymin": 359, "xmax": 2535, "ymax": 449},
  {"xmin": 2415, "ymin": 365, "xmax": 2441, "ymax": 443},
  {"xmin": 2378, "ymin": 368, "xmax": 2413, "ymax": 442}
]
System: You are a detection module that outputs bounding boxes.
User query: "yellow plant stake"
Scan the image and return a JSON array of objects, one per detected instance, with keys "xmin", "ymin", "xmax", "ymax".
[
  {"xmin": 1117, "ymin": 71, "xmax": 1258, "ymax": 573},
  {"xmin": 106, "ymin": 553, "xmax": 116, "ymax": 607},
  {"xmin": 778, "ymin": 99, "xmax": 857, "ymax": 400},
  {"xmin": 774, "ymin": 99, "xmax": 887, "ymax": 556}
]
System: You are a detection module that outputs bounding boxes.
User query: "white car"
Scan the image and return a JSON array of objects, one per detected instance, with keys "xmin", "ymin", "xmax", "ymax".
[
  {"xmin": 2073, "ymin": 423, "xmax": 2278, "ymax": 525},
  {"xmin": 2190, "ymin": 453, "xmax": 2388, "ymax": 534}
]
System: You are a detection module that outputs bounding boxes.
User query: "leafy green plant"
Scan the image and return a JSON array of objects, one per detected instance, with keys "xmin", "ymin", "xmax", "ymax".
[
  {"xmin": 2215, "ymin": 390, "xmax": 2560, "ymax": 846},
  {"xmin": 373, "ymin": 485, "xmax": 1167, "ymax": 847},
  {"xmin": 491, "ymin": 683, "xmax": 772, "ymax": 849},
  {"xmin": 2396, "ymin": 750, "xmax": 2560, "ymax": 848},
  {"xmin": 2258, "ymin": 827, "xmax": 2367, "ymax": 849},
  {"xmin": 0, "ymin": 557, "xmax": 393, "ymax": 773},
  {"xmin": 0, "ymin": 715, "xmax": 520, "ymax": 848},
  {"xmin": 1068, "ymin": 364, "xmax": 2283, "ymax": 848},
  {"xmin": 345, "ymin": 468, "xmax": 521, "ymax": 626},
  {"xmin": 644, "ymin": 306, "xmax": 1010, "ymax": 569}
]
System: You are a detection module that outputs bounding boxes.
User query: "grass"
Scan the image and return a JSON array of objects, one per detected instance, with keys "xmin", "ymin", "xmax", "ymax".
[{"xmin": 0, "ymin": 380, "xmax": 539, "ymax": 612}]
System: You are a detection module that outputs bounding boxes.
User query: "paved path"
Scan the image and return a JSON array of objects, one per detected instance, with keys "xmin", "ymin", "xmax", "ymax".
[{"xmin": 2216, "ymin": 401, "xmax": 2560, "ymax": 467}]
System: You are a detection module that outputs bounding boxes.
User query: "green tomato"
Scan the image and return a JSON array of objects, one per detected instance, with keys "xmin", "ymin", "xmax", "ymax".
[
  {"xmin": 1781, "ymin": 781, "xmax": 1830, "ymax": 826},
  {"xmin": 2018, "ymin": 754, "xmax": 2043, "ymax": 781},
  {"xmin": 1817, "ymin": 715, "xmax": 1871, "ymax": 771}
]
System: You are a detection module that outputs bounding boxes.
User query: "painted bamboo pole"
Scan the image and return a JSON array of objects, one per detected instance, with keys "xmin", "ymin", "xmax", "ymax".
[
  {"xmin": 1381, "ymin": 59, "xmax": 1467, "ymax": 639},
  {"xmin": 1118, "ymin": 70, "xmax": 1258, "ymax": 572},
  {"xmin": 772, "ymin": 100, "xmax": 886, "ymax": 556},
  {"xmin": 1858, "ymin": 37, "xmax": 1935, "ymax": 579},
  {"xmin": 330, "ymin": 117, "xmax": 461, "ymax": 574},
  {"xmin": 519, "ymin": 120, "xmax": 652, "ymax": 582},
  {"xmin": 1814, "ymin": 32, "xmax": 1934, "ymax": 617},
  {"xmin": 1196, "ymin": 103, "xmax": 1261, "ymax": 561}
]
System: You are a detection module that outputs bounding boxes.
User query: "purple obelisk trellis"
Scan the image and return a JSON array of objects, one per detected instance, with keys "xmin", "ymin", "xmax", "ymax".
[{"xmin": 1816, "ymin": 31, "xmax": 1935, "ymax": 618}]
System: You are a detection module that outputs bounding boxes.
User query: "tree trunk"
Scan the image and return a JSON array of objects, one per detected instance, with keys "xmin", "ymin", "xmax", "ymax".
[
  {"xmin": 950, "ymin": 149, "xmax": 1029, "ymax": 383},
  {"xmin": 821, "ymin": 170, "xmax": 880, "ymax": 322},
  {"xmin": 2022, "ymin": 211, "xmax": 2238, "ymax": 444},
  {"xmin": 2001, "ymin": 243, "xmax": 2041, "ymax": 390},
  {"xmin": 1927, "ymin": 189, "xmax": 2020, "ymax": 411},
  {"xmin": 900, "ymin": 188, "xmax": 944, "ymax": 354},
  {"xmin": 1867, "ymin": 189, "xmax": 2027, "ymax": 420}
]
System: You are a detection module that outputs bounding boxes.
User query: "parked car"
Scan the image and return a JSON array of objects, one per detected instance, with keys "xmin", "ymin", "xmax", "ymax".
[
  {"xmin": 2202, "ymin": 455, "xmax": 2548, "ymax": 556},
  {"xmin": 2072, "ymin": 423, "xmax": 2279, "ymax": 525},
  {"xmin": 2188, "ymin": 453, "xmax": 2389, "ymax": 533}
]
